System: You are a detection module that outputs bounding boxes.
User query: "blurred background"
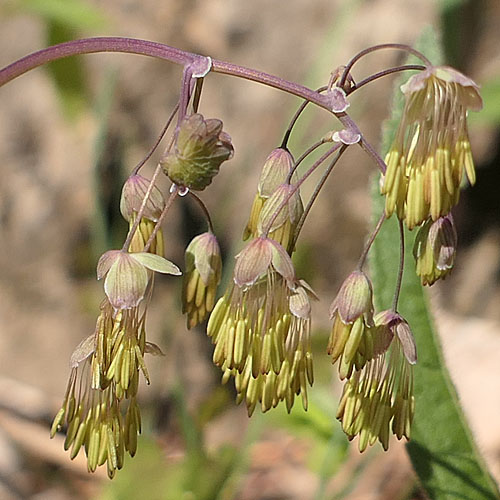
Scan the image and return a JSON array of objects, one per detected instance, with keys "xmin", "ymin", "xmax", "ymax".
[{"xmin": 0, "ymin": 0, "xmax": 499, "ymax": 498}]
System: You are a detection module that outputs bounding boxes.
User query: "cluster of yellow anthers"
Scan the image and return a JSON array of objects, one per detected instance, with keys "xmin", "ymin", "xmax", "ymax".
[
  {"xmin": 328, "ymin": 271, "xmax": 416, "ymax": 451},
  {"xmin": 381, "ymin": 66, "xmax": 482, "ymax": 230},
  {"xmin": 52, "ymin": 177, "xmax": 181, "ymax": 478},
  {"xmin": 205, "ymin": 149, "xmax": 317, "ymax": 415}
]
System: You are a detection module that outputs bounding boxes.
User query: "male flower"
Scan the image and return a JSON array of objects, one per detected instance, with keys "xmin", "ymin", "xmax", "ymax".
[
  {"xmin": 413, "ymin": 214, "xmax": 457, "ymax": 285},
  {"xmin": 207, "ymin": 237, "xmax": 314, "ymax": 414},
  {"xmin": 336, "ymin": 311, "xmax": 416, "ymax": 451},
  {"xmin": 120, "ymin": 174, "xmax": 166, "ymax": 255},
  {"xmin": 244, "ymin": 148, "xmax": 303, "ymax": 252},
  {"xmin": 381, "ymin": 66, "xmax": 482, "ymax": 228},
  {"xmin": 50, "ymin": 331, "xmax": 154, "ymax": 477},
  {"xmin": 182, "ymin": 232, "xmax": 222, "ymax": 328},
  {"xmin": 327, "ymin": 271, "xmax": 375, "ymax": 379}
]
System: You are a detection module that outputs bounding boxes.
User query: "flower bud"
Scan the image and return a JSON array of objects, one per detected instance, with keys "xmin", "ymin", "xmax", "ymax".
[
  {"xmin": 233, "ymin": 237, "xmax": 295, "ymax": 288},
  {"xmin": 257, "ymin": 183, "xmax": 303, "ymax": 253},
  {"xmin": 182, "ymin": 232, "xmax": 222, "ymax": 329},
  {"xmin": 120, "ymin": 175, "xmax": 166, "ymax": 256},
  {"xmin": 374, "ymin": 310, "xmax": 417, "ymax": 365},
  {"xmin": 120, "ymin": 175, "xmax": 165, "ymax": 222},
  {"xmin": 160, "ymin": 113, "xmax": 233, "ymax": 191},
  {"xmin": 413, "ymin": 214, "xmax": 458, "ymax": 286},
  {"xmin": 327, "ymin": 271, "xmax": 375, "ymax": 378},
  {"xmin": 244, "ymin": 148, "xmax": 297, "ymax": 241}
]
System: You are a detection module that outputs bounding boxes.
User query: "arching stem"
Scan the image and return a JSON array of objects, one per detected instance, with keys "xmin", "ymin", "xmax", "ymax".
[
  {"xmin": 356, "ymin": 211, "xmax": 386, "ymax": 270},
  {"xmin": 132, "ymin": 101, "xmax": 179, "ymax": 175},
  {"xmin": 187, "ymin": 191, "xmax": 214, "ymax": 233},
  {"xmin": 346, "ymin": 64, "xmax": 426, "ymax": 95},
  {"xmin": 339, "ymin": 43, "xmax": 431, "ymax": 89},
  {"xmin": 281, "ymin": 86, "xmax": 328, "ymax": 149}
]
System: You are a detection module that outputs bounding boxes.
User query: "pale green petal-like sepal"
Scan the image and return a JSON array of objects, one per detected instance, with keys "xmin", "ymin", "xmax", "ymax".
[
  {"xmin": 234, "ymin": 237, "xmax": 273, "ymax": 287},
  {"xmin": 130, "ymin": 252, "xmax": 181, "ymax": 275}
]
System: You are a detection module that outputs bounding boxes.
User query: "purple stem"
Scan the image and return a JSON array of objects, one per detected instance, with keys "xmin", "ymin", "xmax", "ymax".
[{"xmin": 0, "ymin": 37, "xmax": 335, "ymax": 113}]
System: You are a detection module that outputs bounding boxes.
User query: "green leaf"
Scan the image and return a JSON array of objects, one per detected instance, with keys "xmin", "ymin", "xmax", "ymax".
[{"xmin": 370, "ymin": 27, "xmax": 500, "ymax": 500}]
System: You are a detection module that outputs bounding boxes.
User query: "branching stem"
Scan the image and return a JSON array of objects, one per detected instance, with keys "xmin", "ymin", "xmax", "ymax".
[
  {"xmin": 292, "ymin": 145, "xmax": 347, "ymax": 246},
  {"xmin": 132, "ymin": 102, "xmax": 179, "ymax": 175}
]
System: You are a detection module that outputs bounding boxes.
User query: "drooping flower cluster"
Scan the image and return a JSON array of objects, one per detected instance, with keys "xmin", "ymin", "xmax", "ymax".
[
  {"xmin": 207, "ymin": 236, "xmax": 314, "ymax": 415},
  {"xmin": 52, "ymin": 187, "xmax": 182, "ymax": 477},
  {"xmin": 32, "ymin": 40, "xmax": 483, "ymax": 478},
  {"xmin": 329, "ymin": 273, "xmax": 416, "ymax": 451},
  {"xmin": 381, "ymin": 66, "xmax": 482, "ymax": 229}
]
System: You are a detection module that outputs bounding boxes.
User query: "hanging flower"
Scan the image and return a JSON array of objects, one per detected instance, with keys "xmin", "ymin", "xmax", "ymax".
[
  {"xmin": 182, "ymin": 232, "xmax": 222, "ymax": 329},
  {"xmin": 120, "ymin": 174, "xmax": 166, "ymax": 256},
  {"xmin": 327, "ymin": 271, "xmax": 375, "ymax": 379},
  {"xmin": 381, "ymin": 66, "xmax": 482, "ymax": 229},
  {"xmin": 413, "ymin": 214, "xmax": 458, "ymax": 285},
  {"xmin": 336, "ymin": 310, "xmax": 416, "ymax": 451}
]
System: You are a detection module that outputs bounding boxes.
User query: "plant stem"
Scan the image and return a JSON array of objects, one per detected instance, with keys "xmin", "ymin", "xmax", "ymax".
[
  {"xmin": 346, "ymin": 64, "xmax": 425, "ymax": 95},
  {"xmin": 339, "ymin": 43, "xmax": 431, "ymax": 89},
  {"xmin": 392, "ymin": 219, "xmax": 405, "ymax": 311},
  {"xmin": 187, "ymin": 192, "xmax": 214, "ymax": 233},
  {"xmin": 0, "ymin": 37, "xmax": 336, "ymax": 113},
  {"xmin": 286, "ymin": 139, "xmax": 328, "ymax": 183},
  {"xmin": 262, "ymin": 143, "xmax": 342, "ymax": 237},
  {"xmin": 292, "ymin": 145, "xmax": 347, "ymax": 247},
  {"xmin": 356, "ymin": 211, "xmax": 386, "ymax": 270},
  {"xmin": 281, "ymin": 86, "xmax": 328, "ymax": 148},
  {"xmin": 132, "ymin": 101, "xmax": 179, "ymax": 175}
]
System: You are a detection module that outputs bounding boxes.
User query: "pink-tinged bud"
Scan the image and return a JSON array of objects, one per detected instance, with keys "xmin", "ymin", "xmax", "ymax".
[
  {"xmin": 160, "ymin": 113, "xmax": 234, "ymax": 191},
  {"xmin": 375, "ymin": 311, "xmax": 417, "ymax": 365},
  {"xmin": 233, "ymin": 237, "xmax": 295, "ymax": 288},
  {"xmin": 120, "ymin": 175, "xmax": 165, "ymax": 222},
  {"xmin": 234, "ymin": 238, "xmax": 273, "ymax": 287},
  {"xmin": 182, "ymin": 232, "xmax": 222, "ymax": 329},
  {"xmin": 413, "ymin": 215, "xmax": 457, "ymax": 286},
  {"xmin": 329, "ymin": 271, "xmax": 374, "ymax": 324},
  {"xmin": 258, "ymin": 148, "xmax": 295, "ymax": 197},
  {"xmin": 257, "ymin": 183, "xmax": 303, "ymax": 234},
  {"xmin": 289, "ymin": 285, "xmax": 311, "ymax": 319},
  {"xmin": 97, "ymin": 250, "xmax": 181, "ymax": 309}
]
